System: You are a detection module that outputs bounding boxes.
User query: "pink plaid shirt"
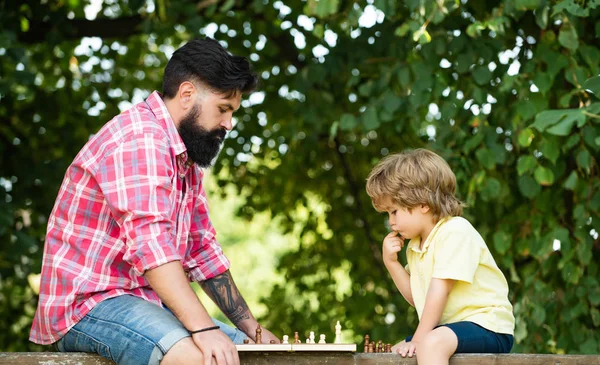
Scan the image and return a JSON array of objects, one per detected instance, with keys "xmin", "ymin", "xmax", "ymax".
[{"xmin": 30, "ymin": 91, "xmax": 230, "ymax": 345}]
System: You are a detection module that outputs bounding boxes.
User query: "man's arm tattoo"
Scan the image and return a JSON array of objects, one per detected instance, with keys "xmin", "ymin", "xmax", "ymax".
[{"xmin": 200, "ymin": 270, "xmax": 251, "ymax": 325}]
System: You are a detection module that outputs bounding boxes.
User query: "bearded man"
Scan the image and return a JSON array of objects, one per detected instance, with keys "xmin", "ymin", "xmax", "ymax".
[{"xmin": 30, "ymin": 38, "xmax": 278, "ymax": 365}]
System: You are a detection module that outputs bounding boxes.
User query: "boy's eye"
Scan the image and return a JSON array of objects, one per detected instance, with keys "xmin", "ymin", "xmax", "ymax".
[
  {"xmin": 219, "ymin": 108, "xmax": 227, "ymax": 113},
  {"xmin": 391, "ymin": 210, "xmax": 397, "ymax": 215}
]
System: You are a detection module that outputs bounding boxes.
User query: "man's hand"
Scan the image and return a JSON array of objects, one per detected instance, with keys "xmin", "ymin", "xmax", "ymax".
[
  {"xmin": 391, "ymin": 339, "xmax": 417, "ymax": 357},
  {"xmin": 383, "ymin": 231, "xmax": 405, "ymax": 265},
  {"xmin": 192, "ymin": 330, "xmax": 239, "ymax": 365}
]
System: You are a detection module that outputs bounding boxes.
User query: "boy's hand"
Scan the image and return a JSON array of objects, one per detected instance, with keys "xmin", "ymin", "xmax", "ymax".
[
  {"xmin": 382, "ymin": 231, "xmax": 405, "ymax": 265},
  {"xmin": 391, "ymin": 339, "xmax": 417, "ymax": 357}
]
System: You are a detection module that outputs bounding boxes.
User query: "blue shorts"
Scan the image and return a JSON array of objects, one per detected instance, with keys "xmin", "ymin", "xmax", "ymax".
[
  {"xmin": 406, "ymin": 321, "xmax": 513, "ymax": 353},
  {"xmin": 56, "ymin": 295, "xmax": 248, "ymax": 365}
]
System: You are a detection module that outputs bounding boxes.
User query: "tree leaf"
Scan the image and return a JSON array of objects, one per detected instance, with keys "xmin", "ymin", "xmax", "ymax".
[
  {"xmin": 583, "ymin": 76, "xmax": 600, "ymax": 96},
  {"xmin": 563, "ymin": 171, "xmax": 578, "ymax": 190},
  {"xmin": 472, "ymin": 66, "xmax": 492, "ymax": 85},
  {"xmin": 517, "ymin": 156, "xmax": 537, "ymax": 175},
  {"xmin": 339, "ymin": 114, "xmax": 357, "ymax": 131},
  {"xmin": 515, "ymin": 0, "xmax": 542, "ymax": 10},
  {"xmin": 558, "ymin": 23, "xmax": 579, "ymax": 51},
  {"xmin": 475, "ymin": 148, "xmax": 496, "ymax": 169},
  {"xmin": 576, "ymin": 149, "xmax": 591, "ymax": 169},
  {"xmin": 518, "ymin": 128, "xmax": 535, "ymax": 147},
  {"xmin": 531, "ymin": 109, "xmax": 585, "ymax": 132},
  {"xmin": 534, "ymin": 166, "xmax": 555, "ymax": 185},
  {"xmin": 362, "ymin": 107, "xmax": 380, "ymax": 130},
  {"xmin": 518, "ymin": 175, "xmax": 542, "ymax": 198},
  {"xmin": 493, "ymin": 231, "xmax": 512, "ymax": 254}
]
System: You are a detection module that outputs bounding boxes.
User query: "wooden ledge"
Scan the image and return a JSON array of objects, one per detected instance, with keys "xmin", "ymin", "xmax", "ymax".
[{"xmin": 1, "ymin": 352, "xmax": 599, "ymax": 365}]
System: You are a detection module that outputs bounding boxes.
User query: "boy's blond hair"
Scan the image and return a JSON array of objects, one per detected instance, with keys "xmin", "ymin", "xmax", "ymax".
[{"xmin": 366, "ymin": 148, "xmax": 463, "ymax": 221}]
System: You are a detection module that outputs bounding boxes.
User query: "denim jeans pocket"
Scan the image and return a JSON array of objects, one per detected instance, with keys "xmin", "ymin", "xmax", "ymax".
[{"xmin": 61, "ymin": 327, "xmax": 113, "ymax": 361}]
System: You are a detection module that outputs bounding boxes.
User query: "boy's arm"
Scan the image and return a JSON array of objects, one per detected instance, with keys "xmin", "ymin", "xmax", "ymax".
[
  {"xmin": 385, "ymin": 261, "xmax": 414, "ymax": 306},
  {"xmin": 411, "ymin": 278, "xmax": 455, "ymax": 342},
  {"xmin": 382, "ymin": 231, "xmax": 414, "ymax": 306}
]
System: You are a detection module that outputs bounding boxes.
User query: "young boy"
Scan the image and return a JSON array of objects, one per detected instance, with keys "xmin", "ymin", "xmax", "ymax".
[{"xmin": 365, "ymin": 148, "xmax": 514, "ymax": 364}]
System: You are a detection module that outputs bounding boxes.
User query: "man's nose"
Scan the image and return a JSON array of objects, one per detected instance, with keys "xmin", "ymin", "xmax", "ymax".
[{"xmin": 220, "ymin": 117, "xmax": 233, "ymax": 131}]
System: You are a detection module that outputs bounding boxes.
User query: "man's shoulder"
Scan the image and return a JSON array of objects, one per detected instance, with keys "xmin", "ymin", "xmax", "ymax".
[{"xmin": 75, "ymin": 103, "xmax": 172, "ymax": 168}]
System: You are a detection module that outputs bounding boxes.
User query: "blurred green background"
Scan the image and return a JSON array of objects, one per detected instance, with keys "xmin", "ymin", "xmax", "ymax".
[{"xmin": 1, "ymin": 0, "xmax": 599, "ymax": 354}]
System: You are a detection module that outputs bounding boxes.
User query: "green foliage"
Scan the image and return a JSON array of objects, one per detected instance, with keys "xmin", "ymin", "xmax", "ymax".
[{"xmin": 1, "ymin": 0, "xmax": 599, "ymax": 354}]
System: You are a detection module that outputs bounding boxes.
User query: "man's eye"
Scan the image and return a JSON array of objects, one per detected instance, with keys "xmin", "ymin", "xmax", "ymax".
[{"xmin": 219, "ymin": 108, "xmax": 226, "ymax": 113}]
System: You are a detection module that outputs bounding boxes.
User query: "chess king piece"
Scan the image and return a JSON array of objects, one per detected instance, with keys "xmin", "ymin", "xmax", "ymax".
[
  {"xmin": 294, "ymin": 332, "xmax": 301, "ymax": 344},
  {"xmin": 282, "ymin": 335, "xmax": 289, "ymax": 344},
  {"xmin": 334, "ymin": 321, "xmax": 342, "ymax": 344},
  {"xmin": 363, "ymin": 334, "xmax": 370, "ymax": 352},
  {"xmin": 256, "ymin": 325, "xmax": 262, "ymax": 344},
  {"xmin": 318, "ymin": 334, "xmax": 326, "ymax": 344},
  {"xmin": 309, "ymin": 331, "xmax": 316, "ymax": 344}
]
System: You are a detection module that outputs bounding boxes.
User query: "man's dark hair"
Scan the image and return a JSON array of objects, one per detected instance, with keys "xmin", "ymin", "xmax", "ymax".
[{"xmin": 162, "ymin": 37, "xmax": 258, "ymax": 99}]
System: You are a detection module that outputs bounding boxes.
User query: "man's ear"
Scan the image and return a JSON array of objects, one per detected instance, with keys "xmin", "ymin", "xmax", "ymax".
[{"xmin": 178, "ymin": 81, "xmax": 196, "ymax": 110}]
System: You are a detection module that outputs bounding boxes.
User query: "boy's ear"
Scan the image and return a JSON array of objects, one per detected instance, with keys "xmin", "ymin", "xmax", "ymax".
[{"xmin": 420, "ymin": 205, "xmax": 430, "ymax": 213}]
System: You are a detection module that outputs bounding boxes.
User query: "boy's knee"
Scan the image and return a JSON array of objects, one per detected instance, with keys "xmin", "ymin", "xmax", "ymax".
[
  {"xmin": 419, "ymin": 327, "xmax": 458, "ymax": 355},
  {"xmin": 420, "ymin": 331, "xmax": 445, "ymax": 351},
  {"xmin": 161, "ymin": 337, "xmax": 205, "ymax": 365}
]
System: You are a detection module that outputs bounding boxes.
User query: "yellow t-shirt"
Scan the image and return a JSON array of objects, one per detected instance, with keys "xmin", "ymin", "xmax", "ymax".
[{"xmin": 405, "ymin": 216, "xmax": 515, "ymax": 335}]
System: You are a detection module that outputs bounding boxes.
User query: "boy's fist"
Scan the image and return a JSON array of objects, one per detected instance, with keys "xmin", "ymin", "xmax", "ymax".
[{"xmin": 382, "ymin": 231, "xmax": 405, "ymax": 264}]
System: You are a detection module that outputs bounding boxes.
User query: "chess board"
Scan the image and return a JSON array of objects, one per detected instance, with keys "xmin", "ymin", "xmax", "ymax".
[{"xmin": 236, "ymin": 343, "xmax": 357, "ymax": 352}]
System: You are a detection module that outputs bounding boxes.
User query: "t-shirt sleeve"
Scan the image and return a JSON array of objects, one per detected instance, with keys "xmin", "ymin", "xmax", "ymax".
[{"xmin": 432, "ymin": 231, "xmax": 480, "ymax": 284}]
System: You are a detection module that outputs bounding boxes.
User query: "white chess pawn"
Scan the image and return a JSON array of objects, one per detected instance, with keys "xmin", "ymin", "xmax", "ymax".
[
  {"xmin": 334, "ymin": 321, "xmax": 342, "ymax": 344},
  {"xmin": 318, "ymin": 334, "xmax": 326, "ymax": 344},
  {"xmin": 309, "ymin": 331, "xmax": 315, "ymax": 344},
  {"xmin": 282, "ymin": 335, "xmax": 289, "ymax": 344}
]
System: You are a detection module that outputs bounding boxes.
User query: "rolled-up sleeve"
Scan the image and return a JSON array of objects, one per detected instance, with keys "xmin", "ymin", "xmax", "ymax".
[
  {"xmin": 184, "ymin": 182, "xmax": 230, "ymax": 282},
  {"xmin": 96, "ymin": 132, "xmax": 181, "ymax": 276}
]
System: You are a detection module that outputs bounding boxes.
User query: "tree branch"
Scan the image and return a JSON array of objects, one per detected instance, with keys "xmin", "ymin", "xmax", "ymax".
[{"xmin": 18, "ymin": 15, "xmax": 145, "ymax": 44}]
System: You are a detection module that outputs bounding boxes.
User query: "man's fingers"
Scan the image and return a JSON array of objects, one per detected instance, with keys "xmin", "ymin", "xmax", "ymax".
[
  {"xmin": 203, "ymin": 352, "xmax": 212, "ymax": 365},
  {"xmin": 215, "ymin": 351, "xmax": 228, "ymax": 365},
  {"xmin": 223, "ymin": 345, "xmax": 239, "ymax": 365}
]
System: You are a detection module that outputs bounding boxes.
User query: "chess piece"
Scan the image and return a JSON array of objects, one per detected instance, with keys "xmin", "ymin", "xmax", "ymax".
[
  {"xmin": 385, "ymin": 343, "xmax": 392, "ymax": 353},
  {"xmin": 368, "ymin": 342, "xmax": 374, "ymax": 353},
  {"xmin": 282, "ymin": 335, "xmax": 289, "ymax": 344},
  {"xmin": 270, "ymin": 340, "xmax": 276, "ymax": 344},
  {"xmin": 294, "ymin": 332, "xmax": 301, "ymax": 344},
  {"xmin": 334, "ymin": 321, "xmax": 342, "ymax": 344},
  {"xmin": 309, "ymin": 331, "xmax": 315, "ymax": 344},
  {"xmin": 363, "ymin": 335, "xmax": 370, "ymax": 352},
  {"xmin": 243, "ymin": 339, "xmax": 249, "ymax": 344},
  {"xmin": 378, "ymin": 340, "xmax": 383, "ymax": 353},
  {"xmin": 256, "ymin": 325, "xmax": 262, "ymax": 344},
  {"xmin": 318, "ymin": 334, "xmax": 326, "ymax": 344}
]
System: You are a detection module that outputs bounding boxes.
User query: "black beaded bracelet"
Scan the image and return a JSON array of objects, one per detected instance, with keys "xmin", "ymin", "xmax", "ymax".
[{"xmin": 189, "ymin": 325, "xmax": 220, "ymax": 335}]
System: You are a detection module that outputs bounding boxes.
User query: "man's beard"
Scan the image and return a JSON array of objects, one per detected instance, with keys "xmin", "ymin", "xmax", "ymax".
[{"xmin": 177, "ymin": 105, "xmax": 227, "ymax": 168}]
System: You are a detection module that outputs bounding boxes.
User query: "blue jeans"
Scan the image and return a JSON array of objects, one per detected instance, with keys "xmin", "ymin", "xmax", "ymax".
[
  {"xmin": 406, "ymin": 321, "xmax": 513, "ymax": 353},
  {"xmin": 56, "ymin": 295, "xmax": 248, "ymax": 365}
]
